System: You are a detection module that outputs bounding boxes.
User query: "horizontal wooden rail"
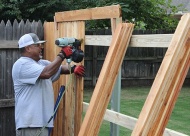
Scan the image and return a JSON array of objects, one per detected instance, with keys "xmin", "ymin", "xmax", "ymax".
[
  {"xmin": 0, "ymin": 34, "xmax": 173, "ymax": 49},
  {"xmin": 0, "ymin": 98, "xmax": 15, "ymax": 108},
  {"xmin": 0, "ymin": 40, "xmax": 18, "ymax": 48},
  {"xmin": 85, "ymin": 34, "xmax": 173, "ymax": 47},
  {"xmin": 1, "ymin": 98, "xmax": 188, "ymax": 136},
  {"xmin": 55, "ymin": 5, "xmax": 121, "ymax": 22},
  {"xmin": 83, "ymin": 102, "xmax": 188, "ymax": 136}
]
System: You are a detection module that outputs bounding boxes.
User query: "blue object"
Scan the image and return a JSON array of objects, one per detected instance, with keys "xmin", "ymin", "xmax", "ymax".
[{"xmin": 48, "ymin": 85, "xmax": 65, "ymax": 136}]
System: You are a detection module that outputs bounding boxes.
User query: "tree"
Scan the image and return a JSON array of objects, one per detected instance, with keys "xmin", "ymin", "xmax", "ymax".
[
  {"xmin": 0, "ymin": 0, "xmax": 70, "ymax": 22},
  {"xmin": 59, "ymin": 0, "xmax": 182, "ymax": 30},
  {"xmin": 0, "ymin": 0, "xmax": 183, "ymax": 30}
]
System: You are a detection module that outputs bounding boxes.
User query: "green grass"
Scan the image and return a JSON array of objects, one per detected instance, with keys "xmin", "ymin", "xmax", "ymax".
[{"xmin": 83, "ymin": 86, "xmax": 190, "ymax": 136}]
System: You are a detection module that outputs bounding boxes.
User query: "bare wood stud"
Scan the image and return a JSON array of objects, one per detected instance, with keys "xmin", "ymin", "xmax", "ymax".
[{"xmin": 55, "ymin": 5, "xmax": 121, "ymax": 22}]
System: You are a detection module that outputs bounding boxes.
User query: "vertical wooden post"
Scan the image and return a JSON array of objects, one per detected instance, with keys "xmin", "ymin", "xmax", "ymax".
[
  {"xmin": 45, "ymin": 5, "xmax": 121, "ymax": 136},
  {"xmin": 132, "ymin": 13, "xmax": 190, "ymax": 136}
]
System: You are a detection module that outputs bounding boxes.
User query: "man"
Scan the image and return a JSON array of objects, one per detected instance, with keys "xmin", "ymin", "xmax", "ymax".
[{"xmin": 12, "ymin": 33, "xmax": 85, "ymax": 136}]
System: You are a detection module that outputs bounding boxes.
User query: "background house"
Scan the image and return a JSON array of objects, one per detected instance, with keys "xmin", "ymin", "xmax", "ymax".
[{"xmin": 171, "ymin": 0, "xmax": 190, "ymax": 19}]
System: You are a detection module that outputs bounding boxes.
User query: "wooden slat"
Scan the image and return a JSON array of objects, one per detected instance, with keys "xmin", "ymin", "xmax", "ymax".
[
  {"xmin": 0, "ymin": 40, "xmax": 18, "ymax": 48},
  {"xmin": 55, "ymin": 5, "xmax": 121, "ymax": 22},
  {"xmin": 55, "ymin": 21, "xmax": 85, "ymax": 136},
  {"xmin": 85, "ymin": 34, "xmax": 173, "ymax": 47},
  {"xmin": 78, "ymin": 23, "xmax": 134, "ymax": 136},
  {"xmin": 83, "ymin": 102, "xmax": 188, "ymax": 136},
  {"xmin": 44, "ymin": 22, "xmax": 60, "ymax": 136},
  {"xmin": 130, "ymin": 34, "xmax": 172, "ymax": 47},
  {"xmin": 0, "ymin": 34, "xmax": 173, "ymax": 49},
  {"xmin": 0, "ymin": 99, "xmax": 15, "ymax": 108},
  {"xmin": 5, "ymin": 20, "xmax": 13, "ymax": 40},
  {"xmin": 13, "ymin": 19, "xmax": 19, "ymax": 40},
  {"xmin": 73, "ymin": 21, "xmax": 85, "ymax": 136},
  {"xmin": 132, "ymin": 13, "xmax": 190, "ymax": 136}
]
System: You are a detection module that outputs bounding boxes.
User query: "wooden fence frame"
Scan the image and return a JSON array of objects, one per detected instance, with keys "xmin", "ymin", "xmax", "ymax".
[
  {"xmin": 83, "ymin": 102, "xmax": 188, "ymax": 136},
  {"xmin": 53, "ymin": 5, "xmax": 189, "ymax": 136},
  {"xmin": 0, "ymin": 33, "xmax": 188, "ymax": 136},
  {"xmin": 82, "ymin": 26, "xmax": 188, "ymax": 136},
  {"xmin": 0, "ymin": 5, "xmax": 189, "ymax": 136}
]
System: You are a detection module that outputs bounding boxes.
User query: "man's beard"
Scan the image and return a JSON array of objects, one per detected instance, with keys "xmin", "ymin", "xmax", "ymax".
[{"xmin": 39, "ymin": 55, "xmax": 43, "ymax": 59}]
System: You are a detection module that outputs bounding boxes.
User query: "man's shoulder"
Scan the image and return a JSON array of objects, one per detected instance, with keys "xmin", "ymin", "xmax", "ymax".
[
  {"xmin": 15, "ymin": 57, "xmax": 34, "ymax": 64},
  {"xmin": 38, "ymin": 59, "xmax": 51, "ymax": 65}
]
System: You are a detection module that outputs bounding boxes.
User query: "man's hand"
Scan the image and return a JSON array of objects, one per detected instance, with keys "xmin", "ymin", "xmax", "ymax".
[
  {"xmin": 72, "ymin": 65, "xmax": 85, "ymax": 77},
  {"xmin": 61, "ymin": 46, "xmax": 72, "ymax": 58}
]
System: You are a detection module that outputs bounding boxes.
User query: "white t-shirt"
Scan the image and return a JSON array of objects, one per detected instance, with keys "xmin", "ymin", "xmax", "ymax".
[{"xmin": 12, "ymin": 57, "xmax": 61, "ymax": 130}]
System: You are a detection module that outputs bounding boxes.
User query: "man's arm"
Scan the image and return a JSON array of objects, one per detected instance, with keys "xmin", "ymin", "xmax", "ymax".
[
  {"xmin": 60, "ymin": 65, "xmax": 85, "ymax": 77},
  {"xmin": 39, "ymin": 46, "xmax": 72, "ymax": 79},
  {"xmin": 39, "ymin": 55, "xmax": 63, "ymax": 79}
]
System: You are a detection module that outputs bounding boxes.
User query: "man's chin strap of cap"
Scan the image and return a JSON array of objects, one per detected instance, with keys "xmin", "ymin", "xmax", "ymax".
[{"xmin": 35, "ymin": 66, "xmax": 73, "ymax": 136}]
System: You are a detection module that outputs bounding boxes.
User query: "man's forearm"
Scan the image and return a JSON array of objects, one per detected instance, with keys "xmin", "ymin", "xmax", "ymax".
[{"xmin": 40, "ymin": 55, "xmax": 64, "ymax": 79}]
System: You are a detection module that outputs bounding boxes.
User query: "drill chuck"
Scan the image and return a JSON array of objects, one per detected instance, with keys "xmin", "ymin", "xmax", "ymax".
[
  {"xmin": 55, "ymin": 37, "xmax": 84, "ymax": 63},
  {"xmin": 55, "ymin": 38, "xmax": 76, "ymax": 47}
]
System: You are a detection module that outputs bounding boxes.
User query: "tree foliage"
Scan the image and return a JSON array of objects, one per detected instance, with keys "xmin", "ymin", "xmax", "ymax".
[
  {"xmin": 0, "ymin": 0, "xmax": 183, "ymax": 29},
  {"xmin": 0, "ymin": 0, "xmax": 70, "ymax": 22}
]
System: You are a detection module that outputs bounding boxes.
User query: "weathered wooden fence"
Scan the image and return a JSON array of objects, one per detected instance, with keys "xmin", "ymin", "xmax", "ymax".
[
  {"xmin": 0, "ymin": 19, "xmax": 190, "ymax": 136},
  {"xmin": 0, "ymin": 19, "xmax": 44, "ymax": 136},
  {"xmin": 84, "ymin": 29, "xmax": 181, "ymax": 86}
]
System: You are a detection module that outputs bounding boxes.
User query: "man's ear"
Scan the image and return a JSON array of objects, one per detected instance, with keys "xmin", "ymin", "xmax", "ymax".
[{"xmin": 25, "ymin": 46, "xmax": 31, "ymax": 52}]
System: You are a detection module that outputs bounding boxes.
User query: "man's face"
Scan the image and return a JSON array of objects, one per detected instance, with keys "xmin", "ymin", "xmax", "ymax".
[{"xmin": 27, "ymin": 43, "xmax": 44, "ymax": 61}]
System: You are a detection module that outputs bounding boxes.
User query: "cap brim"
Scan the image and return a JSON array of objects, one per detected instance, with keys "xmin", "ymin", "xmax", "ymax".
[{"xmin": 35, "ymin": 40, "xmax": 46, "ymax": 44}]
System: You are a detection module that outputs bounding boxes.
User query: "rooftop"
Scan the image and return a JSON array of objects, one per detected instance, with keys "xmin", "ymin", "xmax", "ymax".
[{"xmin": 172, "ymin": 0, "xmax": 190, "ymax": 13}]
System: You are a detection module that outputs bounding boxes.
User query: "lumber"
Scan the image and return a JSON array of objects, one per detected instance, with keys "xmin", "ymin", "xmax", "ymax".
[
  {"xmin": 83, "ymin": 102, "xmax": 188, "ymax": 136},
  {"xmin": 0, "ymin": 40, "xmax": 18, "ymax": 48},
  {"xmin": 55, "ymin": 21, "xmax": 85, "ymax": 136},
  {"xmin": 0, "ymin": 34, "xmax": 173, "ymax": 49},
  {"xmin": 0, "ymin": 99, "xmax": 15, "ymax": 108},
  {"xmin": 54, "ymin": 5, "xmax": 121, "ymax": 22},
  {"xmin": 132, "ymin": 13, "xmax": 190, "ymax": 135},
  {"xmin": 78, "ymin": 23, "xmax": 134, "ymax": 136},
  {"xmin": 44, "ymin": 22, "xmax": 61, "ymax": 136},
  {"xmin": 85, "ymin": 34, "xmax": 172, "ymax": 47}
]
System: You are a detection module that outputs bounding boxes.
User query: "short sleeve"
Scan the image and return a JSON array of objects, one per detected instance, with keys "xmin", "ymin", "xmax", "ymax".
[{"xmin": 19, "ymin": 61, "xmax": 45, "ymax": 84}]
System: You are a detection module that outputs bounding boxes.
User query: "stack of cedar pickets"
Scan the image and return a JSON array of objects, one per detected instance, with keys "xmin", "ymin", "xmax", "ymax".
[
  {"xmin": 132, "ymin": 13, "xmax": 190, "ymax": 136},
  {"xmin": 78, "ymin": 23, "xmax": 134, "ymax": 136}
]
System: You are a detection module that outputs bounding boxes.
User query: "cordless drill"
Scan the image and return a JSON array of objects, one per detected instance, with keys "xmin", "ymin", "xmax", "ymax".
[{"xmin": 55, "ymin": 37, "xmax": 84, "ymax": 64}]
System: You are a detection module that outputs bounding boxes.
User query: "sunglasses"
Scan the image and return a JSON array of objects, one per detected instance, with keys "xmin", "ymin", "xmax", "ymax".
[{"xmin": 33, "ymin": 43, "xmax": 44, "ymax": 48}]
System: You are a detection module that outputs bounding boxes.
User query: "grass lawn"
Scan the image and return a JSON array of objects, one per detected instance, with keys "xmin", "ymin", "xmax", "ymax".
[{"xmin": 83, "ymin": 86, "xmax": 190, "ymax": 136}]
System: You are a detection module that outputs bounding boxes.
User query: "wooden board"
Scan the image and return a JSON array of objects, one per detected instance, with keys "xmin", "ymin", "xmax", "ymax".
[
  {"xmin": 0, "ymin": 34, "xmax": 173, "ymax": 49},
  {"xmin": 78, "ymin": 23, "xmax": 134, "ymax": 136},
  {"xmin": 55, "ymin": 21, "xmax": 85, "ymax": 136},
  {"xmin": 54, "ymin": 5, "xmax": 121, "ymax": 22},
  {"xmin": 83, "ymin": 102, "xmax": 188, "ymax": 136},
  {"xmin": 43, "ymin": 22, "xmax": 61, "ymax": 136},
  {"xmin": 85, "ymin": 34, "xmax": 172, "ymax": 47},
  {"xmin": 132, "ymin": 13, "xmax": 190, "ymax": 136},
  {"xmin": 0, "ymin": 40, "xmax": 18, "ymax": 48},
  {"xmin": 0, "ymin": 99, "xmax": 15, "ymax": 108}
]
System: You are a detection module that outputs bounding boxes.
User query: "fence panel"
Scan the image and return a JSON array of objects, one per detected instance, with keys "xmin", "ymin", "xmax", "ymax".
[{"xmin": 0, "ymin": 19, "xmax": 44, "ymax": 136}]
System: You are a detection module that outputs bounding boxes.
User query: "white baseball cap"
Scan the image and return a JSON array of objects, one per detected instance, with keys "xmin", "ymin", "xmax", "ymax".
[{"xmin": 18, "ymin": 33, "xmax": 46, "ymax": 48}]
